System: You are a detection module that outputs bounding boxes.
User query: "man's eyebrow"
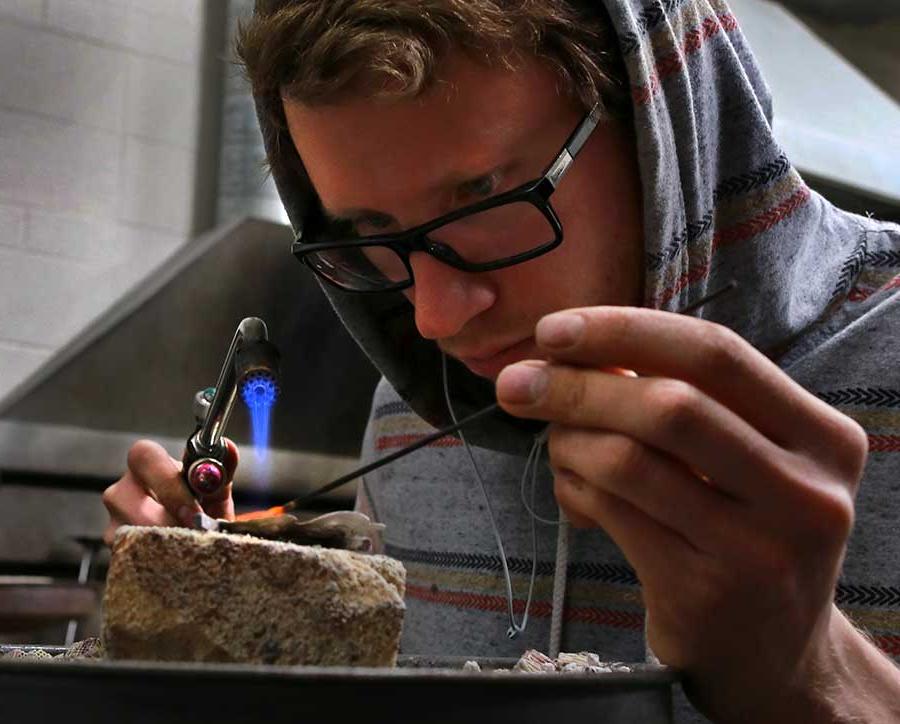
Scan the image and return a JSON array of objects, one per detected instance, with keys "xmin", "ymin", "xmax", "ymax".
[
  {"xmin": 324, "ymin": 164, "xmax": 510, "ymax": 224},
  {"xmin": 324, "ymin": 207, "xmax": 397, "ymax": 225}
]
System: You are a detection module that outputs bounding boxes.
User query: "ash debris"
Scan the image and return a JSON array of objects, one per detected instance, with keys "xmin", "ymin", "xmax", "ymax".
[{"xmin": 463, "ymin": 649, "xmax": 633, "ymax": 674}]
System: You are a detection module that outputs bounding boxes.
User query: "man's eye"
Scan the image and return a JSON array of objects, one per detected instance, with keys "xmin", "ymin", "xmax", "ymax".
[
  {"xmin": 327, "ymin": 214, "xmax": 393, "ymax": 238},
  {"xmin": 355, "ymin": 215, "xmax": 394, "ymax": 236},
  {"xmin": 459, "ymin": 174, "xmax": 500, "ymax": 199},
  {"xmin": 324, "ymin": 217, "xmax": 359, "ymax": 239}
]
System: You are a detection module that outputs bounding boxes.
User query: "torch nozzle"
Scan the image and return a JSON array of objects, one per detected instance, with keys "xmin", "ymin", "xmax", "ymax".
[
  {"xmin": 240, "ymin": 371, "xmax": 279, "ymax": 408},
  {"xmin": 236, "ymin": 338, "xmax": 281, "ymax": 409},
  {"xmin": 194, "ymin": 320, "xmax": 280, "ymax": 453}
]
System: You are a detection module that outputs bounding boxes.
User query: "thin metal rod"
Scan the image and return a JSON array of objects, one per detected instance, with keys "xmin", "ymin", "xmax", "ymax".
[
  {"xmin": 284, "ymin": 402, "xmax": 501, "ymax": 510},
  {"xmin": 278, "ymin": 280, "xmax": 737, "ymax": 512},
  {"xmin": 679, "ymin": 280, "xmax": 738, "ymax": 315}
]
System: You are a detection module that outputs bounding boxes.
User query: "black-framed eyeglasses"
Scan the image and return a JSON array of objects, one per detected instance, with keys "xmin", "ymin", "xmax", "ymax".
[{"xmin": 291, "ymin": 103, "xmax": 602, "ymax": 293}]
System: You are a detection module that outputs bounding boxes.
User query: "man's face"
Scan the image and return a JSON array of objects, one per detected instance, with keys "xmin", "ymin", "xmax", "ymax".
[{"xmin": 284, "ymin": 52, "xmax": 644, "ymax": 380}]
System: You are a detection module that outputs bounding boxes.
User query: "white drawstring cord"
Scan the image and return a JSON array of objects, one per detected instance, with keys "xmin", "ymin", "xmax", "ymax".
[
  {"xmin": 520, "ymin": 426, "xmax": 560, "ymax": 525},
  {"xmin": 440, "ymin": 355, "xmax": 569, "ymax": 650},
  {"xmin": 441, "ymin": 354, "xmax": 540, "ymax": 638}
]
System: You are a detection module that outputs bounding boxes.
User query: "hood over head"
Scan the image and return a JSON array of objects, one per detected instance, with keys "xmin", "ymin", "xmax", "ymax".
[{"xmin": 254, "ymin": 0, "xmax": 874, "ymax": 456}]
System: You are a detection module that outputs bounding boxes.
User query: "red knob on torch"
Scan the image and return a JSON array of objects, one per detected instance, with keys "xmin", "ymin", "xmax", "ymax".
[{"xmin": 187, "ymin": 459, "xmax": 226, "ymax": 498}]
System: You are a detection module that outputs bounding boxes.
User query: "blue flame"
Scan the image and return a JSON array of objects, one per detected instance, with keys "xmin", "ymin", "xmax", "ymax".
[{"xmin": 240, "ymin": 373, "xmax": 278, "ymax": 462}]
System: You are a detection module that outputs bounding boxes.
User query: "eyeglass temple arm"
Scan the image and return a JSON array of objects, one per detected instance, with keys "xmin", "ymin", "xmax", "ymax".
[
  {"xmin": 545, "ymin": 103, "xmax": 602, "ymax": 190},
  {"xmin": 568, "ymin": 103, "xmax": 603, "ymax": 157}
]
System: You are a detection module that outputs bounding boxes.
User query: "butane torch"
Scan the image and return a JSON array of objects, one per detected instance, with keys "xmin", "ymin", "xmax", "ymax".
[{"xmin": 182, "ymin": 317, "xmax": 280, "ymax": 500}]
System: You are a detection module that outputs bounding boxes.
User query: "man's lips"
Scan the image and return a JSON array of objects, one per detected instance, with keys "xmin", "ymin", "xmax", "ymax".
[{"xmin": 451, "ymin": 337, "xmax": 538, "ymax": 379}]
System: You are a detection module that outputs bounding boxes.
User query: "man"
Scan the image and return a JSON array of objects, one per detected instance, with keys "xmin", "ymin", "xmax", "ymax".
[{"xmin": 103, "ymin": 1, "xmax": 900, "ymax": 720}]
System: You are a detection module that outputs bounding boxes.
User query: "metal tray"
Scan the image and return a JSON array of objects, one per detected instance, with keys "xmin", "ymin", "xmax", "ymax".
[{"xmin": 0, "ymin": 648, "xmax": 677, "ymax": 723}]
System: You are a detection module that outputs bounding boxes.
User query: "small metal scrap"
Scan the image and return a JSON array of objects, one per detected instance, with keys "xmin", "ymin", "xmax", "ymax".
[
  {"xmin": 194, "ymin": 510, "xmax": 384, "ymax": 552},
  {"xmin": 506, "ymin": 649, "xmax": 631, "ymax": 674},
  {"xmin": 557, "ymin": 651, "xmax": 603, "ymax": 670},
  {"xmin": 513, "ymin": 649, "xmax": 558, "ymax": 673},
  {"xmin": 0, "ymin": 638, "xmax": 104, "ymax": 661}
]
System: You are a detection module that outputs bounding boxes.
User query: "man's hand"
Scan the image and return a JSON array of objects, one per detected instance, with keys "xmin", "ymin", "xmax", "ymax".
[
  {"xmin": 496, "ymin": 306, "xmax": 879, "ymax": 722},
  {"xmin": 102, "ymin": 439, "xmax": 238, "ymax": 546}
]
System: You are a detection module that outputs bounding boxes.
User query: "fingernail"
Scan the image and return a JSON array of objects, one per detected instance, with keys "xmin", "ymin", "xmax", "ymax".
[
  {"xmin": 496, "ymin": 363, "xmax": 548, "ymax": 404},
  {"xmin": 178, "ymin": 505, "xmax": 199, "ymax": 527},
  {"xmin": 537, "ymin": 313, "xmax": 584, "ymax": 348}
]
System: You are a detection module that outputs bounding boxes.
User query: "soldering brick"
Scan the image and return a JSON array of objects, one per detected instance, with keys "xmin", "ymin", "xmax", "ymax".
[{"xmin": 103, "ymin": 526, "xmax": 406, "ymax": 667}]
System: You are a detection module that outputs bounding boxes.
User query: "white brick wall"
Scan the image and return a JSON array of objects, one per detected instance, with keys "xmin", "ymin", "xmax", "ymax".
[
  {"xmin": 0, "ymin": 0, "xmax": 42, "ymax": 23},
  {"xmin": 0, "ymin": 1, "xmax": 204, "ymax": 400}
]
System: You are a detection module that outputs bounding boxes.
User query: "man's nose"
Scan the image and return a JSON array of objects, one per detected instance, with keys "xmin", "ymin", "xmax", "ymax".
[{"xmin": 407, "ymin": 252, "xmax": 496, "ymax": 340}]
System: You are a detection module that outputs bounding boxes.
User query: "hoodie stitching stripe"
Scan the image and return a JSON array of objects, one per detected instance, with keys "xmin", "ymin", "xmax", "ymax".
[
  {"xmin": 622, "ymin": 0, "xmax": 729, "ymax": 57},
  {"xmin": 848, "ymin": 264, "xmax": 900, "ymax": 302},
  {"xmin": 376, "ymin": 434, "xmax": 461, "ymax": 451},
  {"xmin": 873, "ymin": 636, "xmax": 900, "ymax": 657},
  {"xmin": 373, "ymin": 416, "xmax": 437, "ymax": 436},
  {"xmin": 648, "ymin": 154, "xmax": 795, "ymax": 272},
  {"xmin": 711, "ymin": 179, "xmax": 808, "ymax": 247},
  {"xmin": 374, "ymin": 401, "xmax": 413, "ymax": 419},
  {"xmin": 838, "ymin": 411, "xmax": 900, "ymax": 431},
  {"xmin": 395, "ymin": 548, "xmax": 900, "ymax": 611},
  {"xmin": 406, "ymin": 583, "xmax": 900, "ymax": 615},
  {"xmin": 849, "ymin": 268, "xmax": 900, "ymax": 290},
  {"xmin": 653, "ymin": 185, "xmax": 811, "ymax": 307},
  {"xmin": 620, "ymin": 0, "xmax": 691, "ymax": 55},
  {"xmin": 836, "ymin": 584, "xmax": 900, "ymax": 608},
  {"xmin": 830, "ymin": 236, "xmax": 869, "ymax": 306},
  {"xmin": 844, "ymin": 608, "xmax": 900, "ymax": 631},
  {"xmin": 402, "ymin": 565, "xmax": 643, "ymax": 609},
  {"xmin": 863, "ymin": 250, "xmax": 900, "ymax": 269},
  {"xmin": 849, "ymin": 275, "xmax": 900, "ymax": 303},
  {"xmin": 403, "ymin": 589, "xmax": 899, "ymax": 652},
  {"xmin": 841, "ymin": 608, "xmax": 900, "ymax": 658},
  {"xmin": 868, "ymin": 435, "xmax": 900, "ymax": 453},
  {"xmin": 405, "ymin": 584, "xmax": 645, "ymax": 630},
  {"xmin": 632, "ymin": 12, "xmax": 739, "ymax": 106},
  {"xmin": 715, "ymin": 154, "xmax": 792, "ymax": 202},
  {"xmin": 817, "ymin": 388, "xmax": 900, "ymax": 445},
  {"xmin": 384, "ymin": 543, "xmax": 640, "ymax": 584},
  {"xmin": 646, "ymin": 0, "xmax": 732, "ymax": 49},
  {"xmin": 818, "ymin": 388, "xmax": 900, "ymax": 408}
]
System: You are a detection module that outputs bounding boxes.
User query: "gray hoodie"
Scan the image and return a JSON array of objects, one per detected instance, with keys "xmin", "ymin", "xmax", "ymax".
[{"xmin": 256, "ymin": 1, "xmax": 900, "ymax": 720}]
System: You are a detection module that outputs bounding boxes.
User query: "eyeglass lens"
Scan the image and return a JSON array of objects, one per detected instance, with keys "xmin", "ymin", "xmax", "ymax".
[{"xmin": 308, "ymin": 200, "xmax": 555, "ymax": 290}]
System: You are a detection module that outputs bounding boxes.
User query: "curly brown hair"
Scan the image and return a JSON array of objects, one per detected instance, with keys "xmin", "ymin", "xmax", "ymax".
[{"xmin": 235, "ymin": 0, "xmax": 629, "ymax": 187}]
